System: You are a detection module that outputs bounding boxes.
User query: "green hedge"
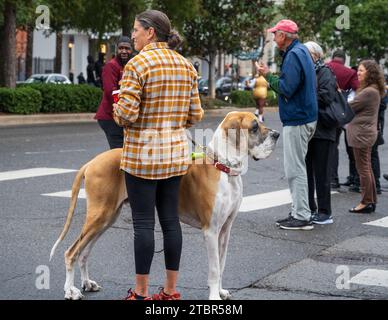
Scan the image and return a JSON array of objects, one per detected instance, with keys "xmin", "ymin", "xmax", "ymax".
[
  {"xmin": 0, "ymin": 87, "xmax": 42, "ymax": 114},
  {"xmin": 1, "ymin": 84, "xmax": 103, "ymax": 114},
  {"xmin": 230, "ymin": 90, "xmax": 278, "ymax": 107},
  {"xmin": 199, "ymin": 95, "xmax": 230, "ymax": 109},
  {"xmin": 19, "ymin": 84, "xmax": 102, "ymax": 113}
]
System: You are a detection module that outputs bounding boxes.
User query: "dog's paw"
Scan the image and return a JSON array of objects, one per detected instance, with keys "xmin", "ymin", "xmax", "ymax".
[
  {"xmin": 82, "ymin": 280, "xmax": 102, "ymax": 292},
  {"xmin": 64, "ymin": 286, "xmax": 84, "ymax": 300},
  {"xmin": 208, "ymin": 294, "xmax": 223, "ymax": 300},
  {"xmin": 220, "ymin": 289, "xmax": 232, "ymax": 300}
]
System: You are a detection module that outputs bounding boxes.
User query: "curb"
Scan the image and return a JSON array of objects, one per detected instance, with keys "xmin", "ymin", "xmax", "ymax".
[
  {"xmin": 0, "ymin": 107, "xmax": 277, "ymax": 127},
  {"xmin": 0, "ymin": 113, "xmax": 96, "ymax": 127}
]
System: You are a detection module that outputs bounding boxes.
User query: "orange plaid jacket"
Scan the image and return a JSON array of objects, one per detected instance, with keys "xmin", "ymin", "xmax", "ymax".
[{"xmin": 113, "ymin": 42, "xmax": 203, "ymax": 179}]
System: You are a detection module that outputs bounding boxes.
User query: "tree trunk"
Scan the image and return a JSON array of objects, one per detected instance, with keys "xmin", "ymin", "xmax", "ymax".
[
  {"xmin": 1, "ymin": 1, "xmax": 17, "ymax": 88},
  {"xmin": 0, "ymin": 24, "xmax": 4, "ymax": 86},
  {"xmin": 54, "ymin": 32, "xmax": 62, "ymax": 73},
  {"xmin": 25, "ymin": 24, "xmax": 34, "ymax": 78},
  {"xmin": 208, "ymin": 51, "xmax": 216, "ymax": 99},
  {"xmin": 217, "ymin": 50, "xmax": 222, "ymax": 78},
  {"xmin": 121, "ymin": 1, "xmax": 130, "ymax": 36},
  {"xmin": 251, "ymin": 59, "xmax": 256, "ymax": 77}
]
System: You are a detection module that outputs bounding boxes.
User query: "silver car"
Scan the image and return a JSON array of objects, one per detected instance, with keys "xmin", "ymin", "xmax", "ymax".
[{"xmin": 25, "ymin": 73, "xmax": 72, "ymax": 84}]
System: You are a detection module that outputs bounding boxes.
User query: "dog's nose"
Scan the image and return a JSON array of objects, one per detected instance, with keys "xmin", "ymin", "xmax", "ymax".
[{"xmin": 271, "ymin": 130, "xmax": 280, "ymax": 139}]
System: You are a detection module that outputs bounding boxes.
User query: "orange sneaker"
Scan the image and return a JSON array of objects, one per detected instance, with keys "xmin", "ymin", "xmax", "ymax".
[
  {"xmin": 152, "ymin": 287, "xmax": 181, "ymax": 300},
  {"xmin": 124, "ymin": 288, "xmax": 152, "ymax": 300}
]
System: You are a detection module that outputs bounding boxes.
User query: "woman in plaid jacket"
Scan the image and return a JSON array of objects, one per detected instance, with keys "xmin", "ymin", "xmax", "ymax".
[{"xmin": 113, "ymin": 10, "xmax": 204, "ymax": 300}]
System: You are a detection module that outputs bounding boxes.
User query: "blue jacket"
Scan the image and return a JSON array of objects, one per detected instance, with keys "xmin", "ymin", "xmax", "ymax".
[{"xmin": 268, "ymin": 40, "xmax": 318, "ymax": 126}]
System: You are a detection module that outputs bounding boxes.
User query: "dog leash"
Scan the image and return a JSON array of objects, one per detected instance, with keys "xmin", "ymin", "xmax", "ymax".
[{"xmin": 186, "ymin": 134, "xmax": 240, "ymax": 176}]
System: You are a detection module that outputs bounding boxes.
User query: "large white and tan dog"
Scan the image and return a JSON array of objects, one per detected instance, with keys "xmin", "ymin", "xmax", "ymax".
[{"xmin": 50, "ymin": 111, "xmax": 279, "ymax": 300}]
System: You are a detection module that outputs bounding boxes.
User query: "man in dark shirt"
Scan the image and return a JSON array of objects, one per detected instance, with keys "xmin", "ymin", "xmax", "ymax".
[
  {"xmin": 326, "ymin": 50, "xmax": 359, "ymax": 189},
  {"xmin": 94, "ymin": 36, "xmax": 133, "ymax": 149}
]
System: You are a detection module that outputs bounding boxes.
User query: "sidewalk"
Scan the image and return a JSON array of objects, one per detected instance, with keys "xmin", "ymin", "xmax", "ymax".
[{"xmin": 0, "ymin": 107, "xmax": 277, "ymax": 127}]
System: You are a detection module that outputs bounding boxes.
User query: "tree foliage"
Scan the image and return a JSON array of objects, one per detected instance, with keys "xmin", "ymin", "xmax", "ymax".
[
  {"xmin": 183, "ymin": 0, "xmax": 275, "ymax": 97},
  {"xmin": 151, "ymin": 0, "xmax": 200, "ymax": 31},
  {"xmin": 281, "ymin": 0, "xmax": 388, "ymax": 65}
]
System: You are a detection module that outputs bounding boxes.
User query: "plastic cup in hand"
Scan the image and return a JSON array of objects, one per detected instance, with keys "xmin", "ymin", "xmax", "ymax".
[{"xmin": 112, "ymin": 90, "xmax": 120, "ymax": 103}]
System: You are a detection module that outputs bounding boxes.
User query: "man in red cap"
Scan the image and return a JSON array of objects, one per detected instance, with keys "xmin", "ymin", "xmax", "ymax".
[{"xmin": 257, "ymin": 19, "xmax": 318, "ymax": 231}]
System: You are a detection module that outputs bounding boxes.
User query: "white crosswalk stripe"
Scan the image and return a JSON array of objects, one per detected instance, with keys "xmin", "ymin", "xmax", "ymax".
[
  {"xmin": 239, "ymin": 189, "xmax": 338, "ymax": 212},
  {"xmin": 0, "ymin": 168, "xmax": 77, "ymax": 182},
  {"xmin": 349, "ymin": 269, "xmax": 388, "ymax": 288},
  {"xmin": 363, "ymin": 217, "xmax": 388, "ymax": 228},
  {"xmin": 42, "ymin": 189, "xmax": 86, "ymax": 199},
  {"xmin": 42, "ymin": 187, "xmax": 339, "ymax": 213}
]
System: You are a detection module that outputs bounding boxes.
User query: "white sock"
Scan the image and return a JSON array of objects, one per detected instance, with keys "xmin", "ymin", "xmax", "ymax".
[{"xmin": 259, "ymin": 115, "xmax": 263, "ymax": 122}]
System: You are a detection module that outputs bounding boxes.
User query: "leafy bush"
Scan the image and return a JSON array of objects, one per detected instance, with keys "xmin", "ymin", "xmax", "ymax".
[
  {"xmin": 230, "ymin": 89, "xmax": 278, "ymax": 107},
  {"xmin": 0, "ymin": 87, "xmax": 42, "ymax": 114},
  {"xmin": 266, "ymin": 89, "xmax": 278, "ymax": 106},
  {"xmin": 199, "ymin": 95, "xmax": 230, "ymax": 109},
  {"xmin": 19, "ymin": 84, "xmax": 102, "ymax": 113},
  {"xmin": 230, "ymin": 90, "xmax": 256, "ymax": 107}
]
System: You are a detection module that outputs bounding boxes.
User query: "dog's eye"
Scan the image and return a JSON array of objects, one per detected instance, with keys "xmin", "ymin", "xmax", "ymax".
[{"xmin": 251, "ymin": 121, "xmax": 259, "ymax": 133}]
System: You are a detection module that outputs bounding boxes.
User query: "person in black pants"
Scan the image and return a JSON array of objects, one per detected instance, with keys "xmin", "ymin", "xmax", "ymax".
[
  {"xmin": 94, "ymin": 36, "xmax": 133, "ymax": 149},
  {"xmin": 304, "ymin": 41, "xmax": 337, "ymax": 224},
  {"xmin": 125, "ymin": 174, "xmax": 182, "ymax": 277},
  {"xmin": 327, "ymin": 51, "xmax": 360, "ymax": 188},
  {"xmin": 331, "ymin": 127, "xmax": 357, "ymax": 188},
  {"xmin": 114, "ymin": 10, "xmax": 204, "ymax": 300}
]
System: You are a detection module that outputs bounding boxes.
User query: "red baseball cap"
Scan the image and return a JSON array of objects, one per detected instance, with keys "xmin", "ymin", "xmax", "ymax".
[{"xmin": 268, "ymin": 19, "xmax": 298, "ymax": 34}]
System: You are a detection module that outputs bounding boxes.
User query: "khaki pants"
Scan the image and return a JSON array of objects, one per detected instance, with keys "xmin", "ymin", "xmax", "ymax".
[{"xmin": 283, "ymin": 121, "xmax": 317, "ymax": 221}]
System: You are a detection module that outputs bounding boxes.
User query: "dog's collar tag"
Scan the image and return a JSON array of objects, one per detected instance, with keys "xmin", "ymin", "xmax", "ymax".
[
  {"xmin": 214, "ymin": 161, "xmax": 240, "ymax": 176},
  {"xmin": 214, "ymin": 161, "xmax": 230, "ymax": 174}
]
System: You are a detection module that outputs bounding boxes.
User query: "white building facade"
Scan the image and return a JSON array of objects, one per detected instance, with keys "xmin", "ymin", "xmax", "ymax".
[{"xmin": 32, "ymin": 29, "xmax": 89, "ymax": 83}]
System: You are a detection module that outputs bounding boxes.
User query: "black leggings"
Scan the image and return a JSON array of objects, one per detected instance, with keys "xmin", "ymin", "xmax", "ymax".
[
  {"xmin": 125, "ymin": 173, "xmax": 182, "ymax": 275},
  {"xmin": 97, "ymin": 120, "xmax": 124, "ymax": 149}
]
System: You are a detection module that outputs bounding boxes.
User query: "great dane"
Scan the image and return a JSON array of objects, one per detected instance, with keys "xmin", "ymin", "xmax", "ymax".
[{"xmin": 50, "ymin": 111, "xmax": 279, "ymax": 300}]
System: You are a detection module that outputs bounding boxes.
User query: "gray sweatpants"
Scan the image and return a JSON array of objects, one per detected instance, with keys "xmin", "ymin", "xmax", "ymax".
[{"xmin": 283, "ymin": 121, "xmax": 317, "ymax": 221}]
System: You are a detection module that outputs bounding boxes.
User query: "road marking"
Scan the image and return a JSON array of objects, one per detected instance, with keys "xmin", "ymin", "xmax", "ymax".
[
  {"xmin": 363, "ymin": 217, "xmax": 388, "ymax": 228},
  {"xmin": 42, "ymin": 189, "xmax": 86, "ymax": 199},
  {"xmin": 43, "ymin": 187, "xmax": 338, "ymax": 211},
  {"xmin": 0, "ymin": 168, "xmax": 77, "ymax": 182},
  {"xmin": 25, "ymin": 149, "xmax": 86, "ymax": 155},
  {"xmin": 239, "ymin": 189, "xmax": 338, "ymax": 212},
  {"xmin": 349, "ymin": 269, "xmax": 388, "ymax": 288}
]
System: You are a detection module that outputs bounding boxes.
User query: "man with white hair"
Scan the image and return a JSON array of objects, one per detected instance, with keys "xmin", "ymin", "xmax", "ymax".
[{"xmin": 257, "ymin": 20, "xmax": 318, "ymax": 230}]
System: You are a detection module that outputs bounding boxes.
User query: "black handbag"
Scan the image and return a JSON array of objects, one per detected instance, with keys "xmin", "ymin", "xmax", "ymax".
[{"xmin": 319, "ymin": 86, "xmax": 355, "ymax": 128}]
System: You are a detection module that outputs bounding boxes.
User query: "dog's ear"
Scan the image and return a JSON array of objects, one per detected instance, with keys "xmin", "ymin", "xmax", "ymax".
[{"xmin": 224, "ymin": 117, "xmax": 242, "ymax": 147}]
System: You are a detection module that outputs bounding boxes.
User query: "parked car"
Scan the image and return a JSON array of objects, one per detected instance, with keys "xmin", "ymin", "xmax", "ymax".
[
  {"xmin": 198, "ymin": 76, "xmax": 236, "ymax": 101},
  {"xmin": 237, "ymin": 76, "xmax": 254, "ymax": 91},
  {"xmin": 24, "ymin": 73, "xmax": 72, "ymax": 84},
  {"xmin": 215, "ymin": 76, "xmax": 233, "ymax": 98},
  {"xmin": 198, "ymin": 78, "xmax": 209, "ymax": 95}
]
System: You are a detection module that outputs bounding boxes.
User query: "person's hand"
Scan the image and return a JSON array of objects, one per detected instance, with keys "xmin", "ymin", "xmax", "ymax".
[
  {"xmin": 113, "ymin": 103, "xmax": 119, "ymax": 110},
  {"xmin": 255, "ymin": 61, "xmax": 269, "ymax": 76}
]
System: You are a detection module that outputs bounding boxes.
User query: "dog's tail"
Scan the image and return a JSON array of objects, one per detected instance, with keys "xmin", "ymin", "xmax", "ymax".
[{"xmin": 49, "ymin": 162, "xmax": 89, "ymax": 262}]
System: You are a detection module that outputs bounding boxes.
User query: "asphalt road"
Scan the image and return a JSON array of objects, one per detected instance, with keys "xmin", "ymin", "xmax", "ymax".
[{"xmin": 1, "ymin": 110, "xmax": 388, "ymax": 300}]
